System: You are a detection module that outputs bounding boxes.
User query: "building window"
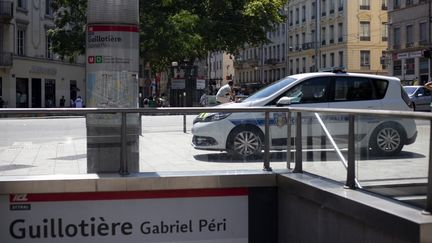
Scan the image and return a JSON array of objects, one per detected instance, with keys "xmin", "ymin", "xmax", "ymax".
[
  {"xmin": 17, "ymin": 0, "xmax": 27, "ymax": 9},
  {"xmin": 393, "ymin": 60, "xmax": 402, "ymax": 75},
  {"xmin": 360, "ymin": 50, "xmax": 370, "ymax": 70},
  {"xmin": 338, "ymin": 0, "xmax": 344, "ymax": 11},
  {"xmin": 282, "ymin": 44, "xmax": 285, "ymax": 61},
  {"xmin": 46, "ymin": 34, "xmax": 53, "ymax": 59},
  {"xmin": 405, "ymin": 58, "xmax": 415, "ymax": 75},
  {"xmin": 329, "ymin": 25, "xmax": 334, "ymax": 43},
  {"xmin": 338, "ymin": 23, "xmax": 343, "ymax": 42},
  {"xmin": 406, "ymin": 25, "xmax": 413, "ymax": 47},
  {"xmin": 406, "ymin": 0, "xmax": 413, "ymax": 6},
  {"xmin": 295, "ymin": 8, "xmax": 299, "ymax": 24},
  {"xmin": 17, "ymin": 28, "xmax": 26, "ymax": 56},
  {"xmin": 381, "ymin": 22, "xmax": 388, "ymax": 41},
  {"xmin": 393, "ymin": 27, "xmax": 400, "ymax": 48},
  {"xmin": 321, "ymin": 27, "xmax": 326, "ymax": 45},
  {"xmin": 394, "ymin": 0, "xmax": 400, "ymax": 9},
  {"xmin": 289, "ymin": 10, "xmax": 293, "ymax": 26},
  {"xmin": 330, "ymin": 0, "xmax": 335, "ymax": 13},
  {"xmin": 420, "ymin": 58, "xmax": 428, "ymax": 74},
  {"xmin": 302, "ymin": 5, "xmax": 306, "ymax": 22},
  {"xmin": 360, "ymin": 0, "xmax": 370, "ymax": 10},
  {"xmin": 360, "ymin": 21, "xmax": 371, "ymax": 41},
  {"xmin": 381, "ymin": 0, "xmax": 388, "ymax": 10},
  {"xmin": 312, "ymin": 2, "xmax": 316, "ymax": 19},
  {"xmin": 322, "ymin": 54, "xmax": 327, "ymax": 68},
  {"xmin": 330, "ymin": 53, "xmax": 335, "ymax": 67},
  {"xmin": 321, "ymin": 0, "xmax": 327, "ymax": 16},
  {"xmin": 290, "ymin": 60, "xmax": 293, "ymax": 74},
  {"xmin": 302, "ymin": 57, "xmax": 306, "ymax": 73},
  {"xmin": 45, "ymin": 0, "xmax": 53, "ymax": 16},
  {"xmin": 420, "ymin": 22, "xmax": 428, "ymax": 45},
  {"xmin": 339, "ymin": 51, "xmax": 344, "ymax": 67}
]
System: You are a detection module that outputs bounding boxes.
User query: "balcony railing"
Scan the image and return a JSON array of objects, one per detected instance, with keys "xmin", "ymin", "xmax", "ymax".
[
  {"xmin": 360, "ymin": 5, "xmax": 370, "ymax": 10},
  {"xmin": 265, "ymin": 58, "xmax": 279, "ymax": 65},
  {"xmin": 0, "ymin": 51, "xmax": 12, "ymax": 66},
  {"xmin": 302, "ymin": 42, "xmax": 315, "ymax": 50},
  {"xmin": 406, "ymin": 42, "xmax": 414, "ymax": 48},
  {"xmin": 0, "ymin": 1, "xmax": 13, "ymax": 20},
  {"xmin": 360, "ymin": 36, "xmax": 371, "ymax": 41}
]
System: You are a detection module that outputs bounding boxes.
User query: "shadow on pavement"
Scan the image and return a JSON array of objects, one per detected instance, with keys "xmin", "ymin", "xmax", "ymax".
[{"xmin": 194, "ymin": 150, "xmax": 426, "ymax": 163}]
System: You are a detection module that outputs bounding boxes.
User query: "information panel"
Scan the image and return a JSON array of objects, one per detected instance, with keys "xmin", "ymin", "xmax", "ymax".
[{"xmin": 0, "ymin": 188, "xmax": 248, "ymax": 243}]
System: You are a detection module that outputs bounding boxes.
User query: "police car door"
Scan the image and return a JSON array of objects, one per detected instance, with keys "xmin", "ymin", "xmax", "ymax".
[
  {"xmin": 327, "ymin": 76, "xmax": 382, "ymax": 147},
  {"xmin": 266, "ymin": 76, "xmax": 331, "ymax": 149}
]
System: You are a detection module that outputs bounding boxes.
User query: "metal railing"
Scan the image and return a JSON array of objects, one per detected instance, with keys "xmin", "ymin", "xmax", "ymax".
[{"xmin": 1, "ymin": 107, "xmax": 432, "ymax": 212}]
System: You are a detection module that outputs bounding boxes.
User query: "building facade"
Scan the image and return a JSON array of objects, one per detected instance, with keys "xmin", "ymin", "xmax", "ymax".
[
  {"xmin": 388, "ymin": 0, "xmax": 431, "ymax": 85},
  {"xmin": 208, "ymin": 51, "xmax": 234, "ymax": 94},
  {"xmin": 0, "ymin": 0, "xmax": 85, "ymax": 108},
  {"xmin": 234, "ymin": 21, "xmax": 287, "ymax": 87},
  {"xmin": 233, "ymin": 0, "xmax": 388, "ymax": 90},
  {"xmin": 288, "ymin": 0, "xmax": 388, "ymax": 76}
]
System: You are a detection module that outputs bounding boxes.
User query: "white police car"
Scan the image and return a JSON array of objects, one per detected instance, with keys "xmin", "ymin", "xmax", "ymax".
[{"xmin": 192, "ymin": 70, "xmax": 417, "ymax": 158}]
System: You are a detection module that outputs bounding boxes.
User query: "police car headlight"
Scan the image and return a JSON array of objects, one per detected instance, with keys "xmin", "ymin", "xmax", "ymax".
[
  {"xmin": 206, "ymin": 112, "xmax": 231, "ymax": 122},
  {"xmin": 194, "ymin": 113, "xmax": 231, "ymax": 123}
]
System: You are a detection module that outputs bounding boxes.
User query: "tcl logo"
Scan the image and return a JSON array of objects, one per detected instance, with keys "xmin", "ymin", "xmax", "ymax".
[{"xmin": 11, "ymin": 194, "xmax": 28, "ymax": 202}]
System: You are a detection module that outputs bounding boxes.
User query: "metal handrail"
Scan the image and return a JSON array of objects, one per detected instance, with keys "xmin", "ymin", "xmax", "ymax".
[
  {"xmin": 1, "ymin": 107, "xmax": 432, "ymax": 120},
  {"xmin": 1, "ymin": 107, "xmax": 432, "ymax": 212}
]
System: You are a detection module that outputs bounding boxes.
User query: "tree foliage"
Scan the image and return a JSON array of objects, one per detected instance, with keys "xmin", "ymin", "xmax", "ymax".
[{"xmin": 49, "ymin": 0, "xmax": 287, "ymax": 70}]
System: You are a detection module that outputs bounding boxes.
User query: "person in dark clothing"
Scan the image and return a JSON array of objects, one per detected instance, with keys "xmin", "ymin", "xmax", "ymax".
[{"xmin": 59, "ymin": 96, "xmax": 66, "ymax": 107}]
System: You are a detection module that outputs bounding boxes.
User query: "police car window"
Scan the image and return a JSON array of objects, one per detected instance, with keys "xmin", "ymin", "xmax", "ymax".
[
  {"xmin": 243, "ymin": 77, "xmax": 297, "ymax": 102},
  {"xmin": 424, "ymin": 88, "xmax": 431, "ymax": 96},
  {"xmin": 283, "ymin": 77, "xmax": 330, "ymax": 104},
  {"xmin": 334, "ymin": 77, "xmax": 374, "ymax": 101},
  {"xmin": 371, "ymin": 78, "xmax": 388, "ymax": 99}
]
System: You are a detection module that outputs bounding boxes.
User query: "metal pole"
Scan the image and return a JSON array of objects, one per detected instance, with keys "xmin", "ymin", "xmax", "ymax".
[
  {"xmin": 293, "ymin": 112, "xmax": 303, "ymax": 173},
  {"xmin": 286, "ymin": 111, "xmax": 292, "ymax": 169},
  {"xmin": 424, "ymin": 120, "xmax": 432, "ymax": 213},
  {"xmin": 264, "ymin": 111, "xmax": 272, "ymax": 171},
  {"xmin": 345, "ymin": 114, "xmax": 356, "ymax": 189},
  {"xmin": 119, "ymin": 112, "xmax": 128, "ymax": 175},
  {"xmin": 183, "ymin": 114, "xmax": 187, "ymax": 133}
]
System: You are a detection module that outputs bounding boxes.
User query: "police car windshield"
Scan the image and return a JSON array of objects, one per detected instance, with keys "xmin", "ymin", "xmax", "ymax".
[{"xmin": 242, "ymin": 77, "xmax": 297, "ymax": 102}]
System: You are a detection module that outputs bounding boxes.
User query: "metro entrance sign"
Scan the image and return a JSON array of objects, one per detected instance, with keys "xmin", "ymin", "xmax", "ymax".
[
  {"xmin": 0, "ymin": 188, "xmax": 248, "ymax": 242},
  {"xmin": 86, "ymin": 25, "xmax": 139, "ymax": 108}
]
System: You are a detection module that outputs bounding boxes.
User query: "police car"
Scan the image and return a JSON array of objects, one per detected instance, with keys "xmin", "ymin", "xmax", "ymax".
[{"xmin": 192, "ymin": 69, "xmax": 417, "ymax": 158}]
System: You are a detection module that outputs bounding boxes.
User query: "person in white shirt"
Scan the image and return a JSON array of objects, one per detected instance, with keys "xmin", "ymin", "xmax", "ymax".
[
  {"xmin": 216, "ymin": 81, "xmax": 234, "ymax": 104},
  {"xmin": 199, "ymin": 92, "xmax": 208, "ymax": 106},
  {"xmin": 74, "ymin": 96, "xmax": 84, "ymax": 108}
]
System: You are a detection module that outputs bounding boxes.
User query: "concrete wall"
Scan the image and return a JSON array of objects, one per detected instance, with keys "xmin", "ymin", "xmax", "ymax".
[{"xmin": 278, "ymin": 173, "xmax": 432, "ymax": 243}]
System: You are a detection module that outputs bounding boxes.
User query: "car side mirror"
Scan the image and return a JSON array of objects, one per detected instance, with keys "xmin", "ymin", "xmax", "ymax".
[{"xmin": 276, "ymin": 97, "xmax": 292, "ymax": 107}]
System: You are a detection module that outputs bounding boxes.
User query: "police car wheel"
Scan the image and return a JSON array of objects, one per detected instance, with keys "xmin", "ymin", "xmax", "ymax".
[
  {"xmin": 369, "ymin": 123, "xmax": 405, "ymax": 156},
  {"xmin": 227, "ymin": 127, "xmax": 263, "ymax": 158}
]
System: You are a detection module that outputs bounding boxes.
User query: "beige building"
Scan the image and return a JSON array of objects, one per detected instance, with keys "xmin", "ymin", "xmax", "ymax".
[
  {"xmin": 0, "ymin": 0, "xmax": 85, "ymax": 108},
  {"xmin": 288, "ymin": 0, "xmax": 388, "ymax": 75},
  {"xmin": 388, "ymin": 0, "xmax": 431, "ymax": 84},
  {"xmin": 208, "ymin": 51, "xmax": 234, "ymax": 94}
]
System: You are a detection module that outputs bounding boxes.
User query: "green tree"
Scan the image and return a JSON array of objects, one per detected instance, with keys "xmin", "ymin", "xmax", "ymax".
[{"xmin": 49, "ymin": 0, "xmax": 287, "ymax": 70}]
